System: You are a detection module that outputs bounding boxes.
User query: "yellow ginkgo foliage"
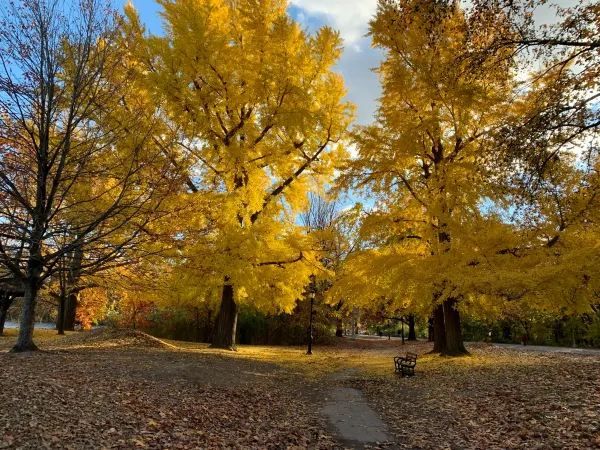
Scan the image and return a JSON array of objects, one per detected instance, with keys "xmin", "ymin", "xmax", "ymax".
[
  {"xmin": 124, "ymin": 0, "xmax": 354, "ymax": 348},
  {"xmin": 333, "ymin": 0, "xmax": 516, "ymax": 355},
  {"xmin": 330, "ymin": 0, "xmax": 600, "ymax": 357}
]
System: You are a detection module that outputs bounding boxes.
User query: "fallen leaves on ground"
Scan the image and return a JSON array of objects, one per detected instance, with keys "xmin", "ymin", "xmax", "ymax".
[
  {"xmin": 1, "ymin": 332, "xmax": 599, "ymax": 449},
  {"xmin": 58, "ymin": 327, "xmax": 177, "ymax": 349},
  {"xmin": 349, "ymin": 342, "xmax": 600, "ymax": 449},
  {"xmin": 0, "ymin": 330, "xmax": 335, "ymax": 449}
]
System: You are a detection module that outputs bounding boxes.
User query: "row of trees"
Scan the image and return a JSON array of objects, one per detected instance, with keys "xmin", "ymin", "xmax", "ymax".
[{"xmin": 0, "ymin": 0, "xmax": 598, "ymax": 355}]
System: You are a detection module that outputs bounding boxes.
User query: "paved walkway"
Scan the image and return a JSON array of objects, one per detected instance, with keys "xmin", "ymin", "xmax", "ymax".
[
  {"xmin": 321, "ymin": 387, "xmax": 390, "ymax": 447},
  {"xmin": 4, "ymin": 322, "xmax": 104, "ymax": 331},
  {"xmin": 491, "ymin": 342, "xmax": 600, "ymax": 356},
  {"xmin": 3, "ymin": 321, "xmax": 56, "ymax": 330},
  {"xmin": 320, "ymin": 369, "xmax": 391, "ymax": 448},
  {"xmin": 346, "ymin": 336, "xmax": 600, "ymax": 356}
]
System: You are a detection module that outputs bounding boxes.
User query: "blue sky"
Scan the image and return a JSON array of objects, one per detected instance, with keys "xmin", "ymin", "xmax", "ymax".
[{"xmin": 126, "ymin": 0, "xmax": 382, "ymax": 125}]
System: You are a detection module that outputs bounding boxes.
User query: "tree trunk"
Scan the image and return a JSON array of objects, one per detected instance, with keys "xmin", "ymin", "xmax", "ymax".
[
  {"xmin": 432, "ymin": 304, "xmax": 446, "ymax": 354},
  {"xmin": 211, "ymin": 282, "xmax": 238, "ymax": 350},
  {"xmin": 0, "ymin": 295, "xmax": 13, "ymax": 336},
  {"xmin": 428, "ymin": 317, "xmax": 434, "ymax": 342},
  {"xmin": 442, "ymin": 298, "xmax": 468, "ymax": 356},
  {"xmin": 335, "ymin": 318, "xmax": 343, "ymax": 337},
  {"xmin": 408, "ymin": 314, "xmax": 417, "ymax": 341},
  {"xmin": 194, "ymin": 307, "xmax": 200, "ymax": 342},
  {"xmin": 57, "ymin": 294, "xmax": 66, "ymax": 335},
  {"xmin": 204, "ymin": 309, "xmax": 213, "ymax": 343},
  {"xmin": 401, "ymin": 321, "xmax": 405, "ymax": 344},
  {"xmin": 64, "ymin": 245, "xmax": 83, "ymax": 331},
  {"xmin": 63, "ymin": 292, "xmax": 78, "ymax": 331},
  {"xmin": 503, "ymin": 324, "xmax": 512, "ymax": 341},
  {"xmin": 12, "ymin": 283, "xmax": 39, "ymax": 352},
  {"xmin": 131, "ymin": 305, "xmax": 137, "ymax": 330}
]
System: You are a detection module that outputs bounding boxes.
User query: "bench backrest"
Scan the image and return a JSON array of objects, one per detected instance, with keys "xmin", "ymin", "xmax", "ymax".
[{"xmin": 405, "ymin": 352, "xmax": 417, "ymax": 362}]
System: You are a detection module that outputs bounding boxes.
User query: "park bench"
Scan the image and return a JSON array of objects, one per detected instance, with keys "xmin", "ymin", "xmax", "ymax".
[{"xmin": 394, "ymin": 352, "xmax": 417, "ymax": 377}]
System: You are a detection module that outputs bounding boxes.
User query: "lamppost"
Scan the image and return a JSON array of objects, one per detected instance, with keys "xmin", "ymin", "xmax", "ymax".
[
  {"xmin": 401, "ymin": 318, "xmax": 405, "ymax": 345},
  {"xmin": 307, "ymin": 276, "xmax": 316, "ymax": 355}
]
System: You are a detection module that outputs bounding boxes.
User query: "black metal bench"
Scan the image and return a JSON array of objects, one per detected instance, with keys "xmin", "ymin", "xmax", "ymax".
[{"xmin": 394, "ymin": 352, "xmax": 417, "ymax": 377}]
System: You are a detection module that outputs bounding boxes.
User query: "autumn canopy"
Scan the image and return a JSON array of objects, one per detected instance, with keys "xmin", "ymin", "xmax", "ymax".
[{"xmin": 0, "ymin": 0, "xmax": 597, "ymax": 357}]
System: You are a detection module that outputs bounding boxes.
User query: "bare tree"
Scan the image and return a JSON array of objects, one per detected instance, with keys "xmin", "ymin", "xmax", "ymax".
[
  {"xmin": 301, "ymin": 194, "xmax": 362, "ymax": 336},
  {"xmin": 473, "ymin": 0, "xmax": 599, "ymax": 182},
  {"xmin": 302, "ymin": 194, "xmax": 362, "ymax": 267},
  {"xmin": 0, "ymin": 0, "xmax": 177, "ymax": 351}
]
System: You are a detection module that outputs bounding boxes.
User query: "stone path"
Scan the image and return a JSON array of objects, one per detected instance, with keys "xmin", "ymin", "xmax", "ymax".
[{"xmin": 320, "ymin": 369, "xmax": 391, "ymax": 448}]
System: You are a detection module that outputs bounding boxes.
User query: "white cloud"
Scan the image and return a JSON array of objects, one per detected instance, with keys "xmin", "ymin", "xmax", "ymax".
[
  {"xmin": 289, "ymin": 0, "xmax": 377, "ymax": 47},
  {"xmin": 289, "ymin": 0, "xmax": 382, "ymax": 123}
]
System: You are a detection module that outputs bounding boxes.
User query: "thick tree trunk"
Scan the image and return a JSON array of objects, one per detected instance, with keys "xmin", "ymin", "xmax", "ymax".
[
  {"xmin": 432, "ymin": 206, "xmax": 467, "ymax": 356},
  {"xmin": 63, "ymin": 292, "xmax": 78, "ymax": 331},
  {"xmin": 56, "ymin": 294, "xmax": 66, "ymax": 335},
  {"xmin": 408, "ymin": 314, "xmax": 417, "ymax": 341},
  {"xmin": 432, "ymin": 304, "xmax": 446, "ymax": 354},
  {"xmin": 335, "ymin": 318, "xmax": 343, "ymax": 337},
  {"xmin": 0, "ymin": 295, "xmax": 13, "ymax": 336},
  {"xmin": 211, "ymin": 282, "xmax": 238, "ymax": 350},
  {"xmin": 12, "ymin": 283, "xmax": 39, "ymax": 352},
  {"xmin": 442, "ymin": 298, "xmax": 468, "ymax": 356}
]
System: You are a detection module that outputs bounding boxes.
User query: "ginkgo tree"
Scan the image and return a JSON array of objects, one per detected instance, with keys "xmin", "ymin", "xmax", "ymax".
[
  {"xmin": 124, "ymin": 0, "xmax": 353, "ymax": 349},
  {"xmin": 332, "ymin": 0, "xmax": 600, "ymax": 356},
  {"xmin": 334, "ymin": 0, "xmax": 517, "ymax": 355}
]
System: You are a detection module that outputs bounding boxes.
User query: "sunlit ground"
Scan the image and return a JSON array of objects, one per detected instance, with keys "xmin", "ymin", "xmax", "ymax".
[
  {"xmin": 2, "ymin": 328, "xmax": 591, "ymax": 376},
  {"xmin": 167, "ymin": 337, "xmax": 564, "ymax": 379}
]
